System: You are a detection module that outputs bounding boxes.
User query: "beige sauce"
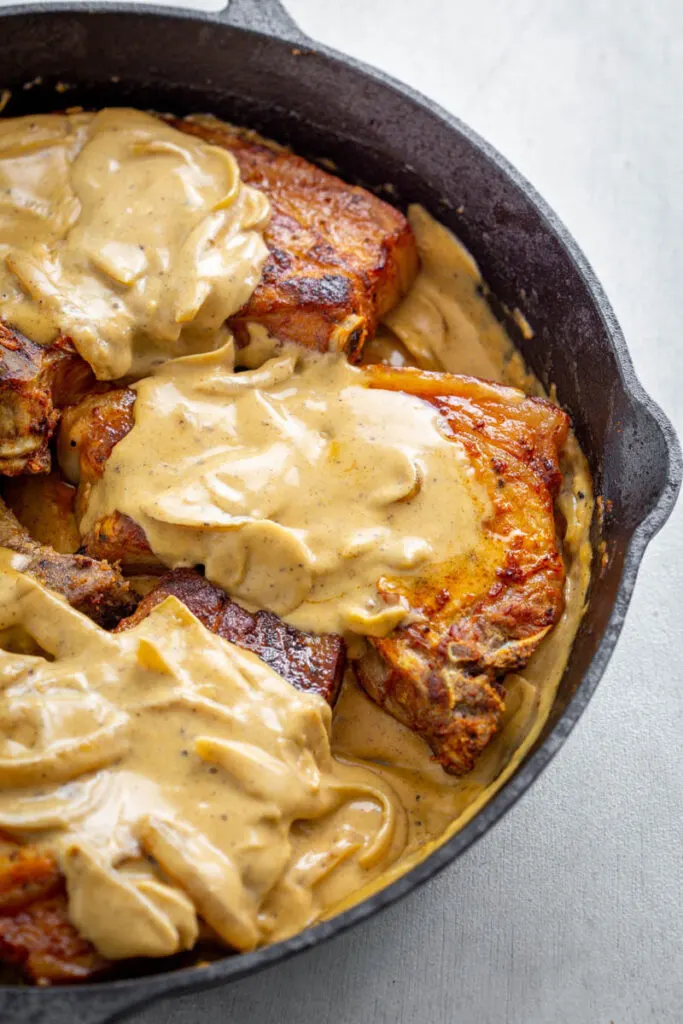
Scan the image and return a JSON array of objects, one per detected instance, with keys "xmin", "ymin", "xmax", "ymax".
[
  {"xmin": 330, "ymin": 442, "xmax": 591, "ymax": 907},
  {"xmin": 76, "ymin": 203, "xmax": 592, "ymax": 935},
  {"xmin": 0, "ymin": 105, "xmax": 593, "ymax": 961},
  {"xmin": 383, "ymin": 206, "xmax": 530, "ymax": 381},
  {"xmin": 0, "ymin": 551, "xmax": 405, "ymax": 959},
  {"xmin": 0, "ymin": 110, "xmax": 269, "ymax": 379},
  {"xmin": 81, "ymin": 344, "xmax": 493, "ymax": 637},
  {"xmin": 329, "ymin": 206, "xmax": 593, "ymax": 908}
]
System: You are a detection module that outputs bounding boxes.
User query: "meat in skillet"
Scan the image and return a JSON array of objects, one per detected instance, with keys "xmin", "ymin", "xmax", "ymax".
[
  {"xmin": 0, "ymin": 324, "xmax": 94, "ymax": 477},
  {"xmin": 0, "ymin": 475, "xmax": 345, "ymax": 704},
  {"xmin": 356, "ymin": 365, "xmax": 568, "ymax": 774},
  {"xmin": 0, "ymin": 495, "xmax": 136, "ymax": 628},
  {"xmin": 116, "ymin": 568, "xmax": 346, "ymax": 706},
  {"xmin": 173, "ymin": 117, "xmax": 419, "ymax": 359},
  {"xmin": 0, "ymin": 842, "xmax": 108, "ymax": 985},
  {"xmin": 58, "ymin": 367, "xmax": 568, "ymax": 775},
  {"xmin": 0, "ymin": 116, "xmax": 416, "ymax": 482},
  {"xmin": 0, "ymin": 578, "xmax": 345, "ymax": 987}
]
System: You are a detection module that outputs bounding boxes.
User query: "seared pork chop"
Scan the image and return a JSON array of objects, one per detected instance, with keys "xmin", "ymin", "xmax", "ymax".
[
  {"xmin": 0, "ymin": 496, "xmax": 135, "ymax": 628},
  {"xmin": 1, "ymin": 471, "xmax": 344, "ymax": 702},
  {"xmin": 0, "ymin": 574, "xmax": 345, "ymax": 986},
  {"xmin": 173, "ymin": 117, "xmax": 418, "ymax": 359},
  {"xmin": 0, "ymin": 325, "xmax": 94, "ymax": 477},
  {"xmin": 0, "ymin": 118, "xmax": 416, "ymax": 478},
  {"xmin": 59, "ymin": 367, "xmax": 568, "ymax": 775},
  {"xmin": 358, "ymin": 365, "xmax": 568, "ymax": 774},
  {"xmin": 117, "ymin": 568, "xmax": 346, "ymax": 705}
]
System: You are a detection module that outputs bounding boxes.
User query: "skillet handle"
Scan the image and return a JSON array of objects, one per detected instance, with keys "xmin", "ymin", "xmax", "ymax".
[
  {"xmin": 218, "ymin": 0, "xmax": 310, "ymax": 43},
  {"xmin": 624, "ymin": 393, "xmax": 681, "ymax": 539}
]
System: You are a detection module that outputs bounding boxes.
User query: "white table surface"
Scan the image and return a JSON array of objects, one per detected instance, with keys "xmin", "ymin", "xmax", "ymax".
[{"xmin": 12, "ymin": 1, "xmax": 682, "ymax": 1021}]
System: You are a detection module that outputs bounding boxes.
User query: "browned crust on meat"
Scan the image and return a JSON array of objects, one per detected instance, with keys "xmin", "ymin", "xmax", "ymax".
[
  {"xmin": 0, "ymin": 844, "xmax": 61, "ymax": 913},
  {"xmin": 55, "ymin": 389, "xmax": 154, "ymax": 568},
  {"xmin": 173, "ymin": 117, "xmax": 419, "ymax": 360},
  {"xmin": 58, "ymin": 388, "xmax": 135, "ymax": 488},
  {"xmin": 0, "ymin": 324, "xmax": 94, "ymax": 477},
  {"xmin": 57, "ymin": 389, "xmax": 150, "ymax": 568},
  {"xmin": 0, "ymin": 842, "xmax": 108, "ymax": 985},
  {"xmin": 0, "ymin": 496, "xmax": 136, "ymax": 628},
  {"xmin": 356, "ymin": 365, "xmax": 569, "ymax": 775},
  {"xmin": 117, "ymin": 568, "xmax": 346, "ymax": 705},
  {"xmin": 80, "ymin": 510, "xmax": 163, "ymax": 575}
]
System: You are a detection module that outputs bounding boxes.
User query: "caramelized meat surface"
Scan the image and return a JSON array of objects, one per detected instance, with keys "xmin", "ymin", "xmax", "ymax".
[
  {"xmin": 174, "ymin": 118, "xmax": 419, "ymax": 359},
  {"xmin": 81, "ymin": 510, "xmax": 163, "ymax": 574},
  {"xmin": 357, "ymin": 365, "xmax": 569, "ymax": 774},
  {"xmin": 0, "ymin": 325, "xmax": 94, "ymax": 477},
  {"xmin": 58, "ymin": 389, "xmax": 135, "ymax": 491},
  {"xmin": 117, "ymin": 568, "xmax": 346, "ymax": 705},
  {"xmin": 0, "ymin": 496, "xmax": 136, "ymax": 628},
  {"xmin": 57, "ymin": 390, "xmax": 157, "ymax": 569},
  {"xmin": 0, "ymin": 843, "xmax": 108, "ymax": 985}
]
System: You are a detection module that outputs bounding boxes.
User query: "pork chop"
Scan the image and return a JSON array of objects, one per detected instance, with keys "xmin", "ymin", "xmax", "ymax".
[
  {"xmin": 357, "ymin": 365, "xmax": 568, "ymax": 773},
  {"xmin": 116, "ymin": 568, "xmax": 346, "ymax": 705},
  {"xmin": 0, "ymin": 496, "xmax": 136, "ymax": 628},
  {"xmin": 0, "ymin": 324, "xmax": 94, "ymax": 476},
  {"xmin": 59, "ymin": 366, "xmax": 568, "ymax": 774},
  {"xmin": 173, "ymin": 117, "xmax": 419, "ymax": 359},
  {"xmin": 0, "ymin": 117, "xmax": 416, "ymax": 477},
  {"xmin": 0, "ymin": 485, "xmax": 345, "ymax": 704}
]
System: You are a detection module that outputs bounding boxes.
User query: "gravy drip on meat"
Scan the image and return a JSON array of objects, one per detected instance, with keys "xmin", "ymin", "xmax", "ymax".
[
  {"xmin": 0, "ymin": 110, "xmax": 269, "ymax": 379},
  {"xmin": 80, "ymin": 346, "xmax": 493, "ymax": 637},
  {"xmin": 0, "ymin": 553, "xmax": 404, "ymax": 959}
]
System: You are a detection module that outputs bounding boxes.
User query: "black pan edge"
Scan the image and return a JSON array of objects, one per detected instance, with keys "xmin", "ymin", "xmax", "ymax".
[{"xmin": 0, "ymin": 5, "xmax": 679, "ymax": 1022}]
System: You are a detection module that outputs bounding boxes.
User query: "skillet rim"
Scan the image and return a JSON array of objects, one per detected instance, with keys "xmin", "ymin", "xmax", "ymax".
[{"xmin": 0, "ymin": 4, "xmax": 678, "ymax": 1019}]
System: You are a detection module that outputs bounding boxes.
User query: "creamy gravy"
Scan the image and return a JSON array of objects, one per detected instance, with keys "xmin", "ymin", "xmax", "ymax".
[
  {"xmin": 0, "ymin": 551, "xmax": 404, "ymax": 959},
  {"xmin": 382, "ymin": 205, "xmax": 533, "ymax": 384},
  {"xmin": 0, "ymin": 109, "xmax": 269, "ymax": 379},
  {"xmin": 0, "ymin": 106, "xmax": 593, "ymax": 963},
  {"xmin": 330, "ymin": 206, "xmax": 593, "ymax": 906},
  {"xmin": 81, "ymin": 345, "xmax": 493, "ymax": 637},
  {"xmin": 75, "ymin": 202, "xmax": 591, "ymax": 940}
]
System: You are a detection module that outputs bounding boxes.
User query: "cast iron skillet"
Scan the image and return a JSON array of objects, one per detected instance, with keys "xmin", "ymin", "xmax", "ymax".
[{"xmin": 0, "ymin": 1, "xmax": 679, "ymax": 1020}]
